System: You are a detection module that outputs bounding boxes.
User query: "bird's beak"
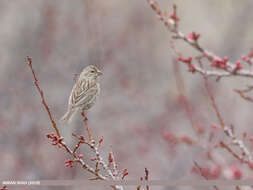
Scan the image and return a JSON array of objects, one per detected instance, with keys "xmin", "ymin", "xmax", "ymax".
[{"xmin": 97, "ymin": 70, "xmax": 103, "ymax": 76}]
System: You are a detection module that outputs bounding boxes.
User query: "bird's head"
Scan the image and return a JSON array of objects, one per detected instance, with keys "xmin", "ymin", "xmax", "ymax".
[{"xmin": 80, "ymin": 65, "xmax": 103, "ymax": 80}]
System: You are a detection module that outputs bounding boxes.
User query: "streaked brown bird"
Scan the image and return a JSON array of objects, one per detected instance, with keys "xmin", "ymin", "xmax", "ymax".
[{"xmin": 60, "ymin": 65, "xmax": 102, "ymax": 123}]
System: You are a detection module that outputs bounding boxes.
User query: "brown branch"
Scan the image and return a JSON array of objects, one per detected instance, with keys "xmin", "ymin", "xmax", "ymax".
[
  {"xmin": 234, "ymin": 86, "xmax": 253, "ymax": 103},
  {"xmin": 220, "ymin": 141, "xmax": 244, "ymax": 162},
  {"xmin": 26, "ymin": 56, "xmax": 61, "ymax": 137},
  {"xmin": 203, "ymin": 75, "xmax": 226, "ymax": 131},
  {"xmin": 82, "ymin": 111, "xmax": 93, "ymax": 141}
]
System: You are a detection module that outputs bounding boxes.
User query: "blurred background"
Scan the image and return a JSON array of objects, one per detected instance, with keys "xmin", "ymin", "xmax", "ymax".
[{"xmin": 1, "ymin": 0, "xmax": 253, "ymax": 190}]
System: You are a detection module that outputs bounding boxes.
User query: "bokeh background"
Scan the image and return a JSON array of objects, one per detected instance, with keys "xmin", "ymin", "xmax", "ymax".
[{"xmin": 1, "ymin": 0, "xmax": 253, "ymax": 190}]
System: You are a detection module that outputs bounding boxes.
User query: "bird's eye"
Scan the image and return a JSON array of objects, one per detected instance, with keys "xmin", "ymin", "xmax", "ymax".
[{"xmin": 91, "ymin": 70, "xmax": 95, "ymax": 73}]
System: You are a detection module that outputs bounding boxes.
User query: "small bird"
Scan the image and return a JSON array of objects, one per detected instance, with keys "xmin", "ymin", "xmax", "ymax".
[{"xmin": 60, "ymin": 65, "xmax": 102, "ymax": 123}]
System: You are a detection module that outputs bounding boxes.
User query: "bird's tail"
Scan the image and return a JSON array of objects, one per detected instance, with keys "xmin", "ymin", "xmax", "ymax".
[{"xmin": 59, "ymin": 108, "xmax": 76, "ymax": 124}]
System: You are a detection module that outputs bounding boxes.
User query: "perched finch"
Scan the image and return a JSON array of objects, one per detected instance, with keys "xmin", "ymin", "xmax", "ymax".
[{"xmin": 60, "ymin": 65, "xmax": 102, "ymax": 123}]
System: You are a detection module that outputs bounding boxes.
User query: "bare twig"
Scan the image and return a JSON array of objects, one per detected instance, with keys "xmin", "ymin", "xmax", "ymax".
[
  {"xmin": 26, "ymin": 56, "xmax": 61, "ymax": 137},
  {"xmin": 81, "ymin": 110, "xmax": 93, "ymax": 141},
  {"xmin": 220, "ymin": 141, "xmax": 244, "ymax": 162},
  {"xmin": 234, "ymin": 86, "xmax": 253, "ymax": 103}
]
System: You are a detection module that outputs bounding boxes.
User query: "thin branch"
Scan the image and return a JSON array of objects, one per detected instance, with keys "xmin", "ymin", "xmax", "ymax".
[
  {"xmin": 234, "ymin": 86, "xmax": 253, "ymax": 103},
  {"xmin": 203, "ymin": 75, "xmax": 226, "ymax": 130},
  {"xmin": 81, "ymin": 111, "xmax": 93, "ymax": 141},
  {"xmin": 220, "ymin": 141, "xmax": 244, "ymax": 162},
  {"xmin": 26, "ymin": 56, "xmax": 61, "ymax": 137}
]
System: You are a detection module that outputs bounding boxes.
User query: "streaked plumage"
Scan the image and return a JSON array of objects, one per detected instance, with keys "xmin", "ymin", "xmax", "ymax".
[{"xmin": 60, "ymin": 65, "xmax": 102, "ymax": 123}]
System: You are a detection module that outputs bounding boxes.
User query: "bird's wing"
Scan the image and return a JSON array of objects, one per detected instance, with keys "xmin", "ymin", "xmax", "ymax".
[
  {"xmin": 72, "ymin": 86, "xmax": 98, "ymax": 108},
  {"xmin": 68, "ymin": 79, "xmax": 86, "ymax": 105},
  {"xmin": 70, "ymin": 79, "xmax": 98, "ymax": 107}
]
